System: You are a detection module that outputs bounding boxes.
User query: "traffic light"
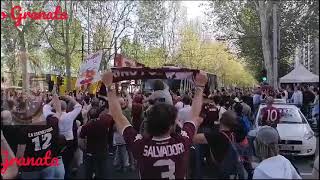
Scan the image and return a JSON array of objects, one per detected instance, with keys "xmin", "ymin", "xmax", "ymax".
[
  {"xmin": 60, "ymin": 77, "xmax": 64, "ymax": 85},
  {"xmin": 57, "ymin": 76, "xmax": 64, "ymax": 85}
]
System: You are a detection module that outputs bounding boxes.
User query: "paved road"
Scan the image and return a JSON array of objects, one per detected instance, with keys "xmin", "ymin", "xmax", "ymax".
[{"xmin": 291, "ymin": 135, "xmax": 318, "ymax": 179}]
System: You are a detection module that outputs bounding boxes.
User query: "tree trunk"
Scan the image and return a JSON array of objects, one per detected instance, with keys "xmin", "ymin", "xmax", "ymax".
[
  {"xmin": 19, "ymin": 30, "xmax": 29, "ymax": 92},
  {"xmin": 272, "ymin": 2, "xmax": 278, "ymax": 89},
  {"xmin": 65, "ymin": 53, "xmax": 72, "ymax": 91},
  {"xmin": 65, "ymin": 1, "xmax": 72, "ymax": 91},
  {"xmin": 258, "ymin": 1, "xmax": 274, "ymax": 85},
  {"xmin": 315, "ymin": 38, "xmax": 319, "ymax": 75}
]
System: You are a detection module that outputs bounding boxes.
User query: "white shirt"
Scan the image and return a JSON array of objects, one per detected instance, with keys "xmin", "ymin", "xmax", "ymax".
[
  {"xmin": 291, "ymin": 90, "xmax": 303, "ymax": 105},
  {"xmin": 175, "ymin": 101, "xmax": 184, "ymax": 110},
  {"xmin": 43, "ymin": 103, "xmax": 82, "ymax": 140},
  {"xmin": 283, "ymin": 90, "xmax": 288, "ymax": 100},
  {"xmin": 253, "ymin": 155, "xmax": 301, "ymax": 179},
  {"xmin": 177, "ymin": 105, "xmax": 192, "ymax": 125}
]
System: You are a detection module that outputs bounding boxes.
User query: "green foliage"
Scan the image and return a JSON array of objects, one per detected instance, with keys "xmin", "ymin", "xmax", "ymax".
[
  {"xmin": 205, "ymin": 0, "xmax": 319, "ymax": 80},
  {"xmin": 121, "ymin": 37, "xmax": 166, "ymax": 68},
  {"xmin": 137, "ymin": 1, "xmax": 167, "ymax": 48}
]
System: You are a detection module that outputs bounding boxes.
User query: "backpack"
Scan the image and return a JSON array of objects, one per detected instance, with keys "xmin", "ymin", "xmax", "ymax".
[
  {"xmin": 240, "ymin": 115, "xmax": 252, "ymax": 136},
  {"xmin": 214, "ymin": 132, "xmax": 247, "ymax": 179},
  {"xmin": 202, "ymin": 103, "xmax": 220, "ymax": 129}
]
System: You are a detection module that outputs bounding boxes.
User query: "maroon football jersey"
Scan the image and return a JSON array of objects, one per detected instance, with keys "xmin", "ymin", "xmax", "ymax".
[
  {"xmin": 18, "ymin": 116, "xmax": 60, "ymax": 172},
  {"xmin": 261, "ymin": 106, "xmax": 281, "ymax": 127},
  {"xmin": 123, "ymin": 121, "xmax": 196, "ymax": 179},
  {"xmin": 80, "ymin": 113, "xmax": 113, "ymax": 154}
]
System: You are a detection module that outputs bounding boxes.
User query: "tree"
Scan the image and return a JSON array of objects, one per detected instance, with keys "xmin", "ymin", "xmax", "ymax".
[
  {"xmin": 45, "ymin": 1, "xmax": 82, "ymax": 90},
  {"xmin": 136, "ymin": 1, "xmax": 167, "ymax": 48},
  {"xmin": 121, "ymin": 37, "xmax": 166, "ymax": 68},
  {"xmin": 1, "ymin": 0, "xmax": 50, "ymax": 88},
  {"xmin": 205, "ymin": 0, "xmax": 319, "ymax": 87},
  {"xmin": 77, "ymin": 1, "xmax": 135, "ymax": 69},
  {"xmin": 176, "ymin": 25, "xmax": 256, "ymax": 87}
]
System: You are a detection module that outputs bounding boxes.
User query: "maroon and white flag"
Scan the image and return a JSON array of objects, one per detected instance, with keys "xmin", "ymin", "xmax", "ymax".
[{"xmin": 110, "ymin": 67, "xmax": 199, "ymax": 82}]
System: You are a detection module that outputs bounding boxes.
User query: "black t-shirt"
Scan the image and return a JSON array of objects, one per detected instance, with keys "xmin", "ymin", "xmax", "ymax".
[
  {"xmin": 303, "ymin": 90, "xmax": 315, "ymax": 104},
  {"xmin": 17, "ymin": 116, "xmax": 61, "ymax": 172},
  {"xmin": 2, "ymin": 125, "xmax": 22, "ymax": 154},
  {"xmin": 204, "ymin": 130, "xmax": 230, "ymax": 163}
]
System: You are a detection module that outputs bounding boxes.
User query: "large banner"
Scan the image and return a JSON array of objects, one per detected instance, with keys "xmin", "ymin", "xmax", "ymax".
[
  {"xmin": 76, "ymin": 51, "xmax": 102, "ymax": 87},
  {"xmin": 110, "ymin": 67, "xmax": 199, "ymax": 82}
]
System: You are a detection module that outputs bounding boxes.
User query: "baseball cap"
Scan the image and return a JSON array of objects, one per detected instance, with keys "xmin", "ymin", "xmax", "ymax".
[
  {"xmin": 256, "ymin": 126, "xmax": 279, "ymax": 145},
  {"xmin": 234, "ymin": 97, "xmax": 241, "ymax": 103}
]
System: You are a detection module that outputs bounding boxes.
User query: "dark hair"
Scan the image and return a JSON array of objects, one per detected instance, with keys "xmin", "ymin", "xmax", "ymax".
[
  {"xmin": 91, "ymin": 97, "xmax": 100, "ymax": 108},
  {"xmin": 212, "ymin": 95, "xmax": 221, "ymax": 105},
  {"xmin": 146, "ymin": 103, "xmax": 177, "ymax": 136},
  {"xmin": 88, "ymin": 107, "xmax": 100, "ymax": 120},
  {"xmin": 84, "ymin": 96, "xmax": 91, "ymax": 104},
  {"xmin": 220, "ymin": 111, "xmax": 245, "ymax": 142},
  {"xmin": 182, "ymin": 95, "xmax": 192, "ymax": 105},
  {"xmin": 234, "ymin": 102, "xmax": 243, "ymax": 116},
  {"xmin": 153, "ymin": 80, "xmax": 165, "ymax": 91},
  {"xmin": 220, "ymin": 111, "xmax": 238, "ymax": 130}
]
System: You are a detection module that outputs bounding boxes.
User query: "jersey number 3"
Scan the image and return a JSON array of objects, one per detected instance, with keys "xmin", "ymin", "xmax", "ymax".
[
  {"xmin": 153, "ymin": 159, "xmax": 175, "ymax": 179},
  {"xmin": 32, "ymin": 133, "xmax": 52, "ymax": 151}
]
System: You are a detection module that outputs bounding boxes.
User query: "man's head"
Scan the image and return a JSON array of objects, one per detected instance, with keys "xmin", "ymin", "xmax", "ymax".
[
  {"xmin": 182, "ymin": 95, "xmax": 192, "ymax": 106},
  {"xmin": 233, "ymin": 102, "xmax": 243, "ymax": 116},
  {"xmin": 91, "ymin": 97, "xmax": 100, "ymax": 108},
  {"xmin": 211, "ymin": 95, "xmax": 221, "ymax": 105},
  {"xmin": 146, "ymin": 103, "xmax": 177, "ymax": 137},
  {"xmin": 133, "ymin": 94, "xmax": 143, "ymax": 104},
  {"xmin": 254, "ymin": 126, "xmax": 279, "ymax": 160},
  {"xmin": 60, "ymin": 100, "xmax": 67, "ymax": 112},
  {"xmin": 220, "ymin": 110, "xmax": 238, "ymax": 131},
  {"xmin": 266, "ymin": 96, "xmax": 274, "ymax": 107},
  {"xmin": 88, "ymin": 107, "xmax": 100, "ymax": 121},
  {"xmin": 153, "ymin": 80, "xmax": 165, "ymax": 91}
]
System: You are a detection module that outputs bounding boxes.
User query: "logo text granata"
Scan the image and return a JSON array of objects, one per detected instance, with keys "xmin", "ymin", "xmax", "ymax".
[{"xmin": 1, "ymin": 5, "xmax": 68, "ymax": 27}]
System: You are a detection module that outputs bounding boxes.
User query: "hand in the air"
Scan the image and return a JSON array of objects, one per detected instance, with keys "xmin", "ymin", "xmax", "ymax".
[
  {"xmin": 101, "ymin": 71, "xmax": 113, "ymax": 86},
  {"xmin": 194, "ymin": 71, "xmax": 208, "ymax": 87}
]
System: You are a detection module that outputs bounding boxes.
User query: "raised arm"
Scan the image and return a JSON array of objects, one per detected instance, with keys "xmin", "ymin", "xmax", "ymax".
[
  {"xmin": 51, "ymin": 95, "xmax": 62, "ymax": 119},
  {"xmin": 101, "ymin": 72, "xmax": 130, "ymax": 133},
  {"xmin": 1, "ymin": 131, "xmax": 18, "ymax": 179},
  {"xmin": 43, "ymin": 97, "xmax": 56, "ymax": 119},
  {"xmin": 191, "ymin": 72, "xmax": 208, "ymax": 127},
  {"xmin": 63, "ymin": 95, "xmax": 82, "ymax": 118}
]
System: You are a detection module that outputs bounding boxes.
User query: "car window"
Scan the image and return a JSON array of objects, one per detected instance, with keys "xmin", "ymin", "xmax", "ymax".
[{"xmin": 257, "ymin": 107, "xmax": 306, "ymax": 125}]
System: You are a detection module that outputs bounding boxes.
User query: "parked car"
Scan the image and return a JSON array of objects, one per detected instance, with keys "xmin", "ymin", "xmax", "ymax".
[
  {"xmin": 251, "ymin": 104, "xmax": 316, "ymax": 156},
  {"xmin": 273, "ymin": 98, "xmax": 287, "ymax": 104}
]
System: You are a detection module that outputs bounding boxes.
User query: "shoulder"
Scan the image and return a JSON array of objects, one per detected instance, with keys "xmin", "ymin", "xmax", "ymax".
[
  {"xmin": 46, "ymin": 115, "xmax": 59, "ymax": 125},
  {"xmin": 204, "ymin": 130, "xmax": 229, "ymax": 144}
]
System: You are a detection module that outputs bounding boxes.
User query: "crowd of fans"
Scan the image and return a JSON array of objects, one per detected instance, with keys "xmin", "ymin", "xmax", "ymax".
[{"xmin": 1, "ymin": 71, "xmax": 319, "ymax": 179}]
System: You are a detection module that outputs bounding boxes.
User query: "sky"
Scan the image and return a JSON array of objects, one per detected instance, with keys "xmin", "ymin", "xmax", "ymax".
[{"xmin": 182, "ymin": 1, "xmax": 206, "ymax": 20}]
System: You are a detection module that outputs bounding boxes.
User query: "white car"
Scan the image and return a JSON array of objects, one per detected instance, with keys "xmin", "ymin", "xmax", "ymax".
[
  {"xmin": 273, "ymin": 98, "xmax": 287, "ymax": 104},
  {"xmin": 252, "ymin": 104, "xmax": 316, "ymax": 156}
]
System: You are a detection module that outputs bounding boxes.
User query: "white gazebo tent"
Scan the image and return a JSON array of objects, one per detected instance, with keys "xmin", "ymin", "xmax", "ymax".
[{"xmin": 280, "ymin": 64, "xmax": 319, "ymax": 83}]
